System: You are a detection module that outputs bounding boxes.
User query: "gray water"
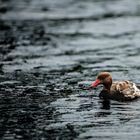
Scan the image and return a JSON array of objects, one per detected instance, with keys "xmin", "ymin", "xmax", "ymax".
[{"xmin": 0, "ymin": 0, "xmax": 140, "ymax": 139}]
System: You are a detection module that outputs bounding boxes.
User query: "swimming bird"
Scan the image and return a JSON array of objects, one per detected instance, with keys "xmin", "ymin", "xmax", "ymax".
[{"xmin": 90, "ymin": 72, "xmax": 140, "ymax": 101}]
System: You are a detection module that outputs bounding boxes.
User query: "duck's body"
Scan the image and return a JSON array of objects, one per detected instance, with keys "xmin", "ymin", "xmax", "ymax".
[
  {"xmin": 99, "ymin": 80, "xmax": 140, "ymax": 101},
  {"xmin": 91, "ymin": 72, "xmax": 140, "ymax": 101}
]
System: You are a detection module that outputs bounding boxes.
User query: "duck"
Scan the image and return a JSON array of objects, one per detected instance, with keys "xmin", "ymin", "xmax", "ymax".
[{"xmin": 90, "ymin": 72, "xmax": 140, "ymax": 101}]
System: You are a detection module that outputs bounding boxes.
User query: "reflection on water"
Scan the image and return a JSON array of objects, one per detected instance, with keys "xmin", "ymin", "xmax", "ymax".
[
  {"xmin": 0, "ymin": 0, "xmax": 140, "ymax": 139},
  {"xmin": 100, "ymin": 100, "xmax": 111, "ymax": 110},
  {"xmin": 50, "ymin": 94, "xmax": 140, "ymax": 139}
]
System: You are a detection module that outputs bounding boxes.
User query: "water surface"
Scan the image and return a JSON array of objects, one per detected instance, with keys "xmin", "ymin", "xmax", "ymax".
[{"xmin": 0, "ymin": 0, "xmax": 140, "ymax": 139}]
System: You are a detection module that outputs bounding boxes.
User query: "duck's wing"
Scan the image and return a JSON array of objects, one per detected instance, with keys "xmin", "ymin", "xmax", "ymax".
[{"xmin": 111, "ymin": 81, "xmax": 140, "ymax": 101}]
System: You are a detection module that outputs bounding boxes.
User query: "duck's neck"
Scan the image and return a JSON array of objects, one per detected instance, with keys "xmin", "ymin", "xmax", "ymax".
[
  {"xmin": 103, "ymin": 77, "xmax": 112, "ymax": 91},
  {"xmin": 103, "ymin": 83, "xmax": 111, "ymax": 91}
]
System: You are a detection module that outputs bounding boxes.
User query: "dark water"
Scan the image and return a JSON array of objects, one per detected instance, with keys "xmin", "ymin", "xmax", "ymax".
[{"xmin": 0, "ymin": 0, "xmax": 140, "ymax": 139}]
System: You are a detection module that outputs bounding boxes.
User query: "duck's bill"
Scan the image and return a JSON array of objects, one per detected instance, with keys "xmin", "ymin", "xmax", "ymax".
[{"xmin": 91, "ymin": 79, "xmax": 101, "ymax": 88}]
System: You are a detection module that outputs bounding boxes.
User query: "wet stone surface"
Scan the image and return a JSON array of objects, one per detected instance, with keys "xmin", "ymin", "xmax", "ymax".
[{"xmin": 0, "ymin": 0, "xmax": 140, "ymax": 139}]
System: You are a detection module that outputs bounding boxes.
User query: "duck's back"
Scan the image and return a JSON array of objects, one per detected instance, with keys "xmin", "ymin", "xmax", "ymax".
[{"xmin": 100, "ymin": 81, "xmax": 140, "ymax": 101}]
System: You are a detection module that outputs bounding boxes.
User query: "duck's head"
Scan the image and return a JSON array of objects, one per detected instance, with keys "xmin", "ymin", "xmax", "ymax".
[{"xmin": 91, "ymin": 72, "xmax": 112, "ymax": 90}]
